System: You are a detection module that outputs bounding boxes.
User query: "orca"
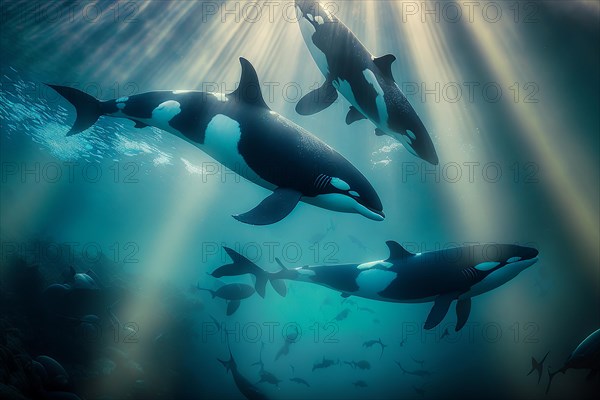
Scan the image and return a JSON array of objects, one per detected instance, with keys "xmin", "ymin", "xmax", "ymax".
[
  {"xmin": 212, "ymin": 241, "xmax": 539, "ymax": 331},
  {"xmin": 294, "ymin": 0, "xmax": 439, "ymax": 165},
  {"xmin": 546, "ymin": 328, "xmax": 600, "ymax": 393},
  {"xmin": 46, "ymin": 58, "xmax": 384, "ymax": 225}
]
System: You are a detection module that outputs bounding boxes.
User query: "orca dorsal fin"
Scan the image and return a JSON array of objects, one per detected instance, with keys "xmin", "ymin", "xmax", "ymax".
[
  {"xmin": 385, "ymin": 240, "xmax": 413, "ymax": 260},
  {"xmin": 373, "ymin": 54, "xmax": 397, "ymax": 81},
  {"xmin": 231, "ymin": 57, "xmax": 269, "ymax": 109}
]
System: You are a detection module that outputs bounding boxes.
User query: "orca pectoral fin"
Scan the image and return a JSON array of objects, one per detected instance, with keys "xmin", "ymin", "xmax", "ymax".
[
  {"xmin": 270, "ymin": 279, "xmax": 287, "ymax": 297},
  {"xmin": 226, "ymin": 300, "xmax": 241, "ymax": 316},
  {"xmin": 295, "ymin": 81, "xmax": 338, "ymax": 116},
  {"xmin": 233, "ymin": 188, "xmax": 302, "ymax": 225},
  {"xmin": 345, "ymin": 106, "xmax": 366, "ymax": 125},
  {"xmin": 424, "ymin": 293, "xmax": 456, "ymax": 330},
  {"xmin": 455, "ymin": 298, "xmax": 471, "ymax": 331}
]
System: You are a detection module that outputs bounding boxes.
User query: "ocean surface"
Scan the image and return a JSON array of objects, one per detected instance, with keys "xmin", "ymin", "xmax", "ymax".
[{"xmin": 1, "ymin": 1, "xmax": 598, "ymax": 399}]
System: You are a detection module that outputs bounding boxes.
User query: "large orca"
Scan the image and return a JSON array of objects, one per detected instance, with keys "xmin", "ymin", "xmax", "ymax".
[
  {"xmin": 212, "ymin": 241, "xmax": 539, "ymax": 331},
  {"xmin": 46, "ymin": 58, "xmax": 384, "ymax": 225},
  {"xmin": 294, "ymin": 0, "xmax": 439, "ymax": 165}
]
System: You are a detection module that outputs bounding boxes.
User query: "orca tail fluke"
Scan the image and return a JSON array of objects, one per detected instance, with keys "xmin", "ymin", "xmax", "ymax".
[
  {"xmin": 46, "ymin": 84, "xmax": 102, "ymax": 135},
  {"xmin": 221, "ymin": 246, "xmax": 288, "ymax": 298}
]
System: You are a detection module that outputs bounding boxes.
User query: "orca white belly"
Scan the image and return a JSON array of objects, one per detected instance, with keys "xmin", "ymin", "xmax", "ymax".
[{"xmin": 297, "ymin": 8, "xmax": 330, "ymax": 77}]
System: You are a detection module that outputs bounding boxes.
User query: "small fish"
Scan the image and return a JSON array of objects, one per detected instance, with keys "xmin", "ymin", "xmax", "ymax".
[
  {"xmin": 363, "ymin": 338, "xmax": 387, "ymax": 359},
  {"xmin": 312, "ymin": 357, "xmax": 339, "ymax": 371},
  {"xmin": 527, "ymin": 351, "xmax": 549, "ymax": 384},
  {"xmin": 275, "ymin": 341, "xmax": 291, "ymax": 361},
  {"xmin": 413, "ymin": 384, "xmax": 426, "ymax": 397},
  {"xmin": 309, "ymin": 230, "xmax": 329, "ymax": 244},
  {"xmin": 357, "ymin": 306, "xmax": 375, "ymax": 314},
  {"xmin": 440, "ymin": 327, "xmax": 450, "ymax": 339},
  {"xmin": 197, "ymin": 283, "xmax": 255, "ymax": 316},
  {"xmin": 348, "ymin": 235, "xmax": 369, "ymax": 252},
  {"xmin": 333, "ymin": 308, "xmax": 351, "ymax": 321},
  {"xmin": 252, "ymin": 342, "xmax": 266, "ymax": 371},
  {"xmin": 396, "ymin": 361, "xmax": 432, "ymax": 378},
  {"xmin": 252, "ymin": 342, "xmax": 282, "ymax": 387},
  {"xmin": 210, "ymin": 315, "xmax": 221, "ymax": 332},
  {"xmin": 341, "ymin": 297, "xmax": 357, "ymax": 306},
  {"xmin": 197, "ymin": 283, "xmax": 255, "ymax": 301},
  {"xmin": 256, "ymin": 370, "xmax": 281, "ymax": 387},
  {"xmin": 345, "ymin": 360, "xmax": 371, "ymax": 370},
  {"xmin": 411, "ymin": 357, "xmax": 425, "ymax": 368},
  {"xmin": 289, "ymin": 377, "xmax": 310, "ymax": 387},
  {"xmin": 275, "ymin": 327, "xmax": 299, "ymax": 362},
  {"xmin": 64, "ymin": 266, "xmax": 101, "ymax": 290}
]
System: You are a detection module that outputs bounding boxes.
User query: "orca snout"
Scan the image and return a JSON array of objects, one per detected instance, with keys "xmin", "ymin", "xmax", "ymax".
[
  {"xmin": 364, "ymin": 207, "xmax": 385, "ymax": 222},
  {"xmin": 356, "ymin": 191, "xmax": 385, "ymax": 221},
  {"xmin": 522, "ymin": 247, "xmax": 539, "ymax": 260},
  {"xmin": 346, "ymin": 197, "xmax": 384, "ymax": 222},
  {"xmin": 407, "ymin": 129, "xmax": 439, "ymax": 166},
  {"xmin": 419, "ymin": 144, "xmax": 439, "ymax": 166}
]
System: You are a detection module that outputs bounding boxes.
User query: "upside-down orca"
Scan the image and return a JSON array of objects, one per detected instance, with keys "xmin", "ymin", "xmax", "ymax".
[
  {"xmin": 212, "ymin": 241, "xmax": 539, "ymax": 331},
  {"xmin": 46, "ymin": 58, "xmax": 384, "ymax": 225},
  {"xmin": 294, "ymin": 0, "xmax": 439, "ymax": 165}
]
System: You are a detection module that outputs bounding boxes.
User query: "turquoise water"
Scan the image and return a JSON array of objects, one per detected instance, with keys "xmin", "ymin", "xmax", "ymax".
[{"xmin": 1, "ymin": 1, "xmax": 598, "ymax": 399}]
